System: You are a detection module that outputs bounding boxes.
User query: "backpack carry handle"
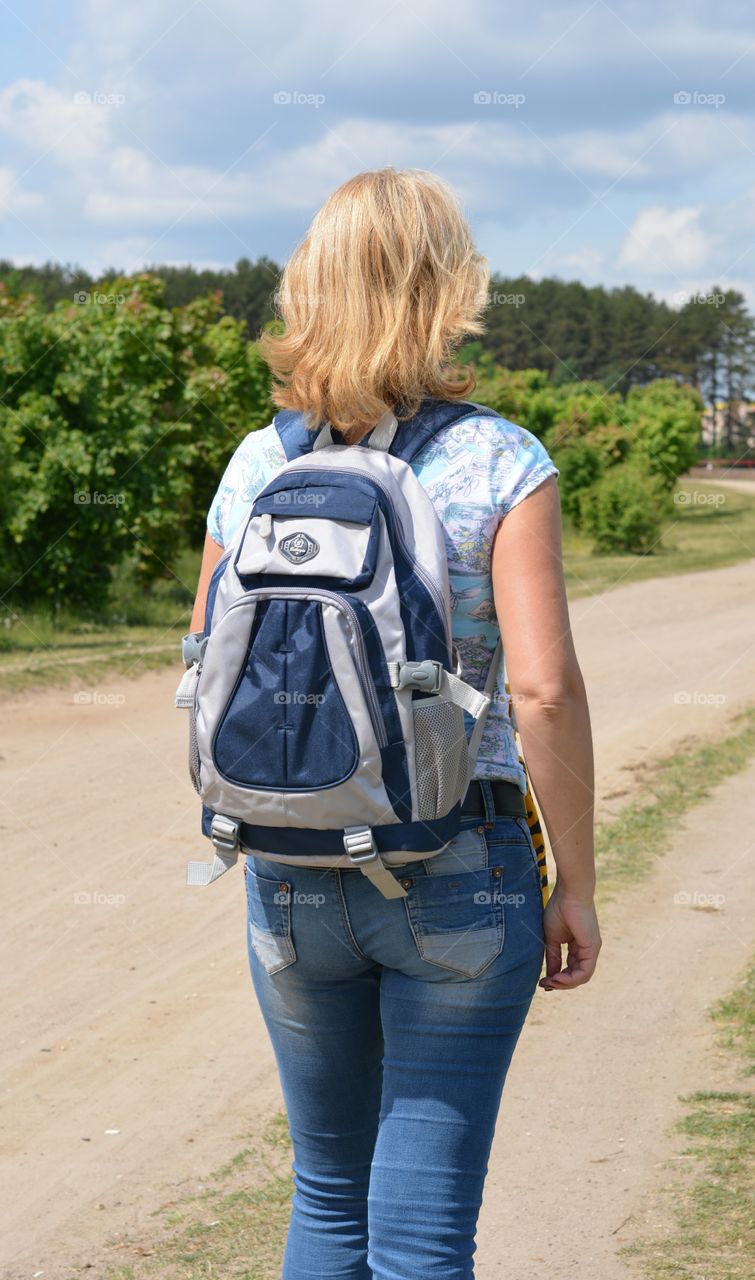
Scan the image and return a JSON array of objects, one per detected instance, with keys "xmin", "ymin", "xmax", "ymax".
[{"xmin": 312, "ymin": 410, "xmax": 399, "ymax": 453}]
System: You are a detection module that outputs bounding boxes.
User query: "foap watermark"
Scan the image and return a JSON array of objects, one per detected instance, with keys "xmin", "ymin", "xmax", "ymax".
[
  {"xmin": 74, "ymin": 90, "xmax": 126, "ymax": 108},
  {"xmin": 274, "ymin": 889, "xmax": 325, "ymax": 907},
  {"xmin": 74, "ymin": 490, "xmax": 125, "ymax": 506},
  {"xmin": 675, "ymin": 489, "xmax": 726, "ymax": 506},
  {"xmin": 487, "ymin": 289, "xmax": 526, "ymax": 308},
  {"xmin": 474, "ymin": 890, "xmax": 526, "ymax": 906},
  {"xmin": 273, "ymin": 690, "xmax": 325, "ymax": 707},
  {"xmin": 273, "ymin": 90, "xmax": 325, "ymax": 108},
  {"xmin": 74, "ymin": 289, "xmax": 125, "ymax": 306},
  {"xmin": 73, "ymin": 690, "xmax": 126, "ymax": 707},
  {"xmin": 473, "ymin": 90, "xmax": 526, "ymax": 109},
  {"xmin": 673, "ymin": 90, "xmax": 725, "ymax": 109},
  {"xmin": 73, "ymin": 890, "xmax": 127, "ymax": 907},
  {"xmin": 673, "ymin": 890, "xmax": 725, "ymax": 909},
  {"xmin": 273, "ymin": 490, "xmax": 326, "ymax": 507},
  {"xmin": 672, "ymin": 289, "xmax": 726, "ymax": 308},
  {"xmin": 673, "ymin": 690, "xmax": 726, "ymax": 708}
]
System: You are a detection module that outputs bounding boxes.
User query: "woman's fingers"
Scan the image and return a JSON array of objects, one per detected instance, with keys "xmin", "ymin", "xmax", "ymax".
[
  {"xmin": 544, "ymin": 938, "xmax": 563, "ymax": 980},
  {"xmin": 540, "ymin": 942, "xmax": 600, "ymax": 989},
  {"xmin": 539, "ymin": 891, "xmax": 602, "ymax": 990}
]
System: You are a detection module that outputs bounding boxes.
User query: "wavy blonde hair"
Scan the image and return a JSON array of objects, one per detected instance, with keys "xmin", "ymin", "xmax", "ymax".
[{"xmin": 259, "ymin": 168, "xmax": 490, "ymax": 442}]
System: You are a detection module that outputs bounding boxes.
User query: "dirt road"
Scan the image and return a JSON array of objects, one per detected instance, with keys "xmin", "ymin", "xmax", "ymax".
[{"xmin": 2, "ymin": 557, "xmax": 755, "ymax": 1279}]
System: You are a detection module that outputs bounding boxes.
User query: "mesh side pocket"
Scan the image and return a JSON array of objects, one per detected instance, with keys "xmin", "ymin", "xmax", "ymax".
[{"xmin": 412, "ymin": 696, "xmax": 469, "ymax": 821}]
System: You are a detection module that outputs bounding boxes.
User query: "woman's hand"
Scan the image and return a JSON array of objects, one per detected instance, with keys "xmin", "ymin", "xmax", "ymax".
[{"xmin": 539, "ymin": 882, "xmax": 602, "ymax": 990}]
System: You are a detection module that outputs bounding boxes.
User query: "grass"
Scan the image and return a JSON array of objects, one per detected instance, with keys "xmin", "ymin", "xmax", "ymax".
[
  {"xmin": 1, "ymin": 477, "xmax": 755, "ymax": 695},
  {"xmin": 0, "ymin": 547, "xmax": 200, "ymax": 695},
  {"xmin": 563, "ymin": 478, "xmax": 755, "ymax": 597},
  {"xmin": 101, "ymin": 1113, "xmax": 293, "ymax": 1280},
  {"xmin": 593, "ymin": 704, "xmax": 755, "ymax": 900},
  {"xmin": 621, "ymin": 961, "xmax": 755, "ymax": 1280}
]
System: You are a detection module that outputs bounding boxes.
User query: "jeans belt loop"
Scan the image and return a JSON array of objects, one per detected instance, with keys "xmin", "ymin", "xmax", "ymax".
[{"xmin": 480, "ymin": 780, "xmax": 497, "ymax": 826}]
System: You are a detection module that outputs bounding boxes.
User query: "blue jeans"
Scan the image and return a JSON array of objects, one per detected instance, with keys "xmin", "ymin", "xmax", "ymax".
[{"xmin": 243, "ymin": 806, "xmax": 545, "ymax": 1280}]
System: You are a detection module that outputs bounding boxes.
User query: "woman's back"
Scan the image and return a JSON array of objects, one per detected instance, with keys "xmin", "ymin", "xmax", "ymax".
[{"xmin": 207, "ymin": 408, "xmax": 558, "ymax": 791}]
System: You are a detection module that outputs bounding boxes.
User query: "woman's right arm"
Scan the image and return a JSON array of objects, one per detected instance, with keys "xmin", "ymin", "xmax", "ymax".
[
  {"xmin": 189, "ymin": 531, "xmax": 226, "ymax": 634},
  {"xmin": 491, "ymin": 475, "xmax": 601, "ymax": 990}
]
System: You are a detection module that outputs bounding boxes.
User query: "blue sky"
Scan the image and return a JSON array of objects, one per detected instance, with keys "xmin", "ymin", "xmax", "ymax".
[{"xmin": 1, "ymin": 0, "xmax": 754, "ymax": 305}]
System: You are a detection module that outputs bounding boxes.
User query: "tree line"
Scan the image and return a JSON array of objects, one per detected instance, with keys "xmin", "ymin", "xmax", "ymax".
[
  {"xmin": 1, "ymin": 257, "xmax": 752, "ymax": 449},
  {"xmin": 0, "ymin": 273, "xmax": 703, "ymax": 613}
]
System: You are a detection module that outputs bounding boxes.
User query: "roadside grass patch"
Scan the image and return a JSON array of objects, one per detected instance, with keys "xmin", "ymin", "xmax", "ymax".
[{"xmin": 622, "ymin": 962, "xmax": 754, "ymax": 1280}]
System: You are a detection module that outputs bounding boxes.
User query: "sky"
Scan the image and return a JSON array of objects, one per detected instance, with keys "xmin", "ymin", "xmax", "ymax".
[{"xmin": 1, "ymin": 0, "xmax": 755, "ymax": 306}]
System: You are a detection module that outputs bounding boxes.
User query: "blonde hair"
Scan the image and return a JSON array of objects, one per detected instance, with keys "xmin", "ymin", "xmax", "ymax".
[{"xmin": 259, "ymin": 168, "xmax": 490, "ymax": 442}]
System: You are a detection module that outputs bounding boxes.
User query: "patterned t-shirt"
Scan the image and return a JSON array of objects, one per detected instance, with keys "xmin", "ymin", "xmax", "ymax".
[{"xmin": 206, "ymin": 413, "xmax": 559, "ymax": 792}]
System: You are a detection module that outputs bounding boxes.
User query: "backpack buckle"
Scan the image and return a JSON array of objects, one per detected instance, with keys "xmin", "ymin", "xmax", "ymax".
[
  {"xmin": 182, "ymin": 631, "xmax": 208, "ymax": 668},
  {"xmin": 396, "ymin": 659, "xmax": 443, "ymax": 694},
  {"xmin": 210, "ymin": 814, "xmax": 241, "ymax": 852},
  {"xmin": 343, "ymin": 825, "xmax": 378, "ymax": 864}
]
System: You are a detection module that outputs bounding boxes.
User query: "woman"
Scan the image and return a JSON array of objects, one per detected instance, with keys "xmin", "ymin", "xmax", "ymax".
[{"xmin": 190, "ymin": 168, "xmax": 600, "ymax": 1280}]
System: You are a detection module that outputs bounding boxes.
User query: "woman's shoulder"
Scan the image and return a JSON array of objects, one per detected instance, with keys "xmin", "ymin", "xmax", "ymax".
[
  {"xmin": 417, "ymin": 404, "xmax": 548, "ymax": 458},
  {"xmin": 227, "ymin": 421, "xmax": 286, "ymax": 467},
  {"xmin": 207, "ymin": 422, "xmax": 286, "ymax": 546},
  {"xmin": 413, "ymin": 405, "xmax": 558, "ymax": 516}
]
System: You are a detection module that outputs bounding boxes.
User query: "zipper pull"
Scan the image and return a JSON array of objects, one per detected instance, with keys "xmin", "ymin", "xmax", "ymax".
[{"xmin": 259, "ymin": 512, "xmax": 273, "ymax": 539}]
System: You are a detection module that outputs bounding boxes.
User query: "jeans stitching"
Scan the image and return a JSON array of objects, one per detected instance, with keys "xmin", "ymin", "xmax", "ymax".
[{"xmin": 333, "ymin": 869, "xmax": 372, "ymax": 962}]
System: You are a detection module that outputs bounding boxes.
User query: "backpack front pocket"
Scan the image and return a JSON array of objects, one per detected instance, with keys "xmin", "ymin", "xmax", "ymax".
[
  {"xmin": 234, "ymin": 487, "xmax": 380, "ymax": 589},
  {"xmin": 212, "ymin": 596, "xmax": 362, "ymax": 790},
  {"xmin": 195, "ymin": 585, "xmax": 411, "ymax": 827}
]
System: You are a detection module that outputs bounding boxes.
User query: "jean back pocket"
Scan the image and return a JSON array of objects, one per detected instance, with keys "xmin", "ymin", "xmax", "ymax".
[
  {"xmin": 403, "ymin": 861, "xmax": 505, "ymax": 978},
  {"xmin": 244, "ymin": 861, "xmax": 297, "ymax": 975}
]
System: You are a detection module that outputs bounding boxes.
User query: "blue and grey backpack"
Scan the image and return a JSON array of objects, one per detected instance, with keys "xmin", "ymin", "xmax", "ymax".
[{"xmin": 175, "ymin": 399, "xmax": 504, "ymax": 899}]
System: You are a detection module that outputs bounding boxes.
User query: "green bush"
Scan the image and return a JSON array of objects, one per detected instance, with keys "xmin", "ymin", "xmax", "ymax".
[
  {"xmin": 624, "ymin": 380, "xmax": 702, "ymax": 489},
  {"xmin": 551, "ymin": 439, "xmax": 605, "ymax": 525},
  {"xmin": 579, "ymin": 462, "xmax": 672, "ymax": 554},
  {"xmin": 0, "ymin": 275, "xmax": 275, "ymax": 612}
]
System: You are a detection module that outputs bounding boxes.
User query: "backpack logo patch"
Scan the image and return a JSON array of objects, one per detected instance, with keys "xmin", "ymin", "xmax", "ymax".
[{"xmin": 279, "ymin": 531, "xmax": 320, "ymax": 564}]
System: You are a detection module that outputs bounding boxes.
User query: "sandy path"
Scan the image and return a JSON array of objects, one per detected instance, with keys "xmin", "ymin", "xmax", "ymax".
[
  {"xmin": 688, "ymin": 472, "xmax": 755, "ymax": 496},
  {"xmin": 1, "ymin": 557, "xmax": 755, "ymax": 1279},
  {"xmin": 476, "ymin": 758, "xmax": 755, "ymax": 1278}
]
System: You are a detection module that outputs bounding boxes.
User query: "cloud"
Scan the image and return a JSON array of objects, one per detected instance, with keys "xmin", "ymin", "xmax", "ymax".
[
  {"xmin": 0, "ymin": 166, "xmax": 44, "ymax": 215},
  {"xmin": 0, "ymin": 79, "xmax": 114, "ymax": 169},
  {"xmin": 618, "ymin": 205, "xmax": 713, "ymax": 273},
  {"xmin": 3, "ymin": 0, "xmax": 755, "ymax": 299}
]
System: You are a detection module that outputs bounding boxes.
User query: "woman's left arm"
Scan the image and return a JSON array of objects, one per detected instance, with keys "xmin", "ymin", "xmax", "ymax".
[
  {"xmin": 491, "ymin": 474, "xmax": 601, "ymax": 989},
  {"xmin": 189, "ymin": 531, "xmax": 226, "ymax": 634}
]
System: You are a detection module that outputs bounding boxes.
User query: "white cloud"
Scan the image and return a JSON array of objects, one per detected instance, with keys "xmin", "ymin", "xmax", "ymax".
[
  {"xmin": 617, "ymin": 205, "xmax": 713, "ymax": 273},
  {"xmin": 0, "ymin": 79, "xmax": 114, "ymax": 169},
  {"xmin": 0, "ymin": 166, "xmax": 44, "ymax": 214}
]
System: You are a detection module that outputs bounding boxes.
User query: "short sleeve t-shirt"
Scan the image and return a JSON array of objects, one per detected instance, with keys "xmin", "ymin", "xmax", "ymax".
[{"xmin": 206, "ymin": 413, "xmax": 559, "ymax": 792}]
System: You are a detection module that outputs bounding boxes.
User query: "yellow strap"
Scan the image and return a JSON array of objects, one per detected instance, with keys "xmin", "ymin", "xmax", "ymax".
[{"xmin": 505, "ymin": 681, "xmax": 550, "ymax": 907}]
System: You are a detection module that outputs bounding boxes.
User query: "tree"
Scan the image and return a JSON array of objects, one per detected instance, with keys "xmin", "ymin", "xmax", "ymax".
[{"xmin": 0, "ymin": 274, "xmax": 275, "ymax": 611}]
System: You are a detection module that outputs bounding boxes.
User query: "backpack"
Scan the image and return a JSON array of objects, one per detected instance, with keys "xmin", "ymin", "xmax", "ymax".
[{"xmin": 175, "ymin": 398, "xmax": 505, "ymax": 899}]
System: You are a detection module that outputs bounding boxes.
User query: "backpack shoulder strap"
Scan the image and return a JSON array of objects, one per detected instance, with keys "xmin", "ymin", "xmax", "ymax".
[
  {"xmin": 274, "ymin": 399, "xmax": 504, "ymax": 465},
  {"xmin": 272, "ymin": 410, "xmax": 317, "ymax": 462},
  {"xmin": 387, "ymin": 398, "xmax": 503, "ymax": 465}
]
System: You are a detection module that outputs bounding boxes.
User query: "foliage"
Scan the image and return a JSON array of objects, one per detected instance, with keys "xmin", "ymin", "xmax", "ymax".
[
  {"xmin": 624, "ymin": 379, "xmax": 704, "ymax": 488},
  {"xmin": 578, "ymin": 460, "xmax": 672, "ymax": 554},
  {"xmin": 0, "ymin": 266, "xmax": 711, "ymax": 614},
  {"xmin": 551, "ymin": 439, "xmax": 605, "ymax": 524},
  {"xmin": 0, "ymin": 275, "xmax": 274, "ymax": 611},
  {"xmin": 3, "ymin": 260, "xmax": 753, "ymax": 404}
]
